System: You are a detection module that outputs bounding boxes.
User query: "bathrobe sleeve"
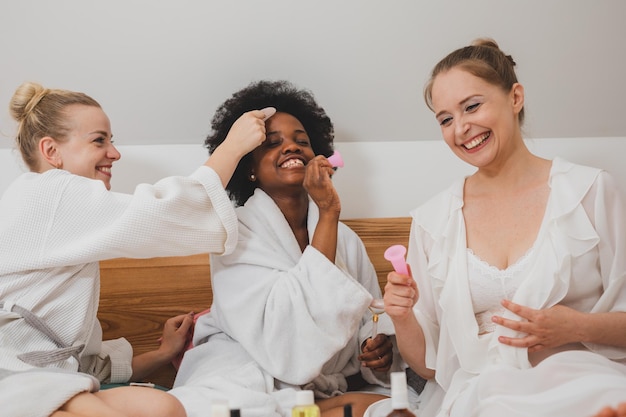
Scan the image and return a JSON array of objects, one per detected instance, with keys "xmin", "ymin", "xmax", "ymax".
[
  {"xmin": 408, "ymin": 182, "xmax": 464, "ymax": 372},
  {"xmin": 408, "ymin": 218, "xmax": 441, "ymax": 370},
  {"xmin": 0, "ymin": 166, "xmax": 237, "ymax": 275},
  {"xmin": 580, "ymin": 170, "xmax": 626, "ymax": 357}
]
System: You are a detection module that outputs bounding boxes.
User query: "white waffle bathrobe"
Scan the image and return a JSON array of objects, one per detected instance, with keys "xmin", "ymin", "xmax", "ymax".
[
  {"xmin": 0, "ymin": 166, "xmax": 237, "ymax": 417},
  {"xmin": 171, "ymin": 189, "xmax": 403, "ymax": 417}
]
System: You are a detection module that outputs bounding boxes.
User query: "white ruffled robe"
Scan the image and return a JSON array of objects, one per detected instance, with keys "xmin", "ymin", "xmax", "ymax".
[{"xmin": 408, "ymin": 157, "xmax": 626, "ymax": 417}]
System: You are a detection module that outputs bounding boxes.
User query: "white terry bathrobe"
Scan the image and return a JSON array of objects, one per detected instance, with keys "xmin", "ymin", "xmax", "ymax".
[
  {"xmin": 171, "ymin": 189, "xmax": 402, "ymax": 417},
  {"xmin": 0, "ymin": 166, "xmax": 237, "ymax": 417}
]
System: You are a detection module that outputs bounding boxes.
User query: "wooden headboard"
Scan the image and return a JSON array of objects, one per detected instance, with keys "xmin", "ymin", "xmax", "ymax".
[{"xmin": 98, "ymin": 217, "xmax": 411, "ymax": 388}]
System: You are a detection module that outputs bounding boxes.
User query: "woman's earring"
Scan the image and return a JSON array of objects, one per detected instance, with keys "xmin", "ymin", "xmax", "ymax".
[{"xmin": 249, "ymin": 174, "xmax": 256, "ymax": 181}]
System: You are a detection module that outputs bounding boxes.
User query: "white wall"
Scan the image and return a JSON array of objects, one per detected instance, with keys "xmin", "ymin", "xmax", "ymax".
[
  {"xmin": 1, "ymin": 0, "xmax": 625, "ymax": 149},
  {"xmin": 3, "ymin": 137, "xmax": 624, "ymax": 219},
  {"xmin": 2, "ymin": 2, "xmax": 625, "ymax": 217}
]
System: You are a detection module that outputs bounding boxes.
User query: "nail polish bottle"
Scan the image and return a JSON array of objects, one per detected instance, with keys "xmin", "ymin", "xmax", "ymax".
[{"xmin": 291, "ymin": 390, "xmax": 320, "ymax": 417}]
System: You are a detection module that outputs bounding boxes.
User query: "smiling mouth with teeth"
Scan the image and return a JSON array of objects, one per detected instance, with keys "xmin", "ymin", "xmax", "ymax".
[
  {"xmin": 464, "ymin": 132, "xmax": 491, "ymax": 150},
  {"xmin": 280, "ymin": 159, "xmax": 304, "ymax": 168}
]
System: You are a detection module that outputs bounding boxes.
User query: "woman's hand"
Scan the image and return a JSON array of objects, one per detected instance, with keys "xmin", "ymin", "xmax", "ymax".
[
  {"xmin": 130, "ymin": 312, "xmax": 194, "ymax": 381},
  {"xmin": 493, "ymin": 300, "xmax": 582, "ymax": 352},
  {"xmin": 157, "ymin": 312, "xmax": 195, "ymax": 360},
  {"xmin": 303, "ymin": 155, "xmax": 341, "ymax": 215},
  {"xmin": 383, "ymin": 267, "xmax": 418, "ymax": 323},
  {"xmin": 359, "ymin": 334, "xmax": 393, "ymax": 373},
  {"xmin": 381, "ymin": 267, "xmax": 434, "ymax": 380},
  {"xmin": 207, "ymin": 107, "xmax": 276, "ymax": 187},
  {"xmin": 305, "ymin": 155, "xmax": 340, "ymax": 262},
  {"xmin": 222, "ymin": 107, "xmax": 276, "ymax": 157}
]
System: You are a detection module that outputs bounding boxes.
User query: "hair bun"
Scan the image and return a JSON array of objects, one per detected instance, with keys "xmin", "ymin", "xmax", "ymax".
[
  {"xmin": 473, "ymin": 38, "xmax": 500, "ymax": 50},
  {"xmin": 472, "ymin": 37, "xmax": 516, "ymax": 67},
  {"xmin": 9, "ymin": 82, "xmax": 49, "ymax": 122}
]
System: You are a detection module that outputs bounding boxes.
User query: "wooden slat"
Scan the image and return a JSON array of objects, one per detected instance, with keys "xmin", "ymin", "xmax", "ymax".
[
  {"xmin": 98, "ymin": 217, "xmax": 411, "ymax": 388},
  {"xmin": 100, "ymin": 253, "xmax": 210, "ymax": 269},
  {"xmin": 342, "ymin": 217, "xmax": 412, "ymax": 287}
]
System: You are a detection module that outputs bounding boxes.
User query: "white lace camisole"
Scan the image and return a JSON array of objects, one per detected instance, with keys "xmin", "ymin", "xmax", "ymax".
[{"xmin": 467, "ymin": 248, "xmax": 534, "ymax": 334}]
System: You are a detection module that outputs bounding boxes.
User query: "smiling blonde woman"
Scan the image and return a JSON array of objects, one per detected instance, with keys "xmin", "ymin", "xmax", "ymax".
[{"xmin": 0, "ymin": 81, "xmax": 274, "ymax": 417}]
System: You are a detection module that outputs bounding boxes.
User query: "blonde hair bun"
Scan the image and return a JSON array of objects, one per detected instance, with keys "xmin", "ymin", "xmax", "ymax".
[{"xmin": 9, "ymin": 82, "xmax": 49, "ymax": 122}]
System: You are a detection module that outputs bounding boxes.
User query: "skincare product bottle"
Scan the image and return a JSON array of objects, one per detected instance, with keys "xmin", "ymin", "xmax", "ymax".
[
  {"xmin": 292, "ymin": 390, "xmax": 320, "ymax": 417},
  {"xmin": 386, "ymin": 372, "xmax": 416, "ymax": 417}
]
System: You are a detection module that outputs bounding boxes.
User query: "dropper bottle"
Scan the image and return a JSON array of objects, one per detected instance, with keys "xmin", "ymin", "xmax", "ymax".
[{"xmin": 385, "ymin": 372, "xmax": 416, "ymax": 417}]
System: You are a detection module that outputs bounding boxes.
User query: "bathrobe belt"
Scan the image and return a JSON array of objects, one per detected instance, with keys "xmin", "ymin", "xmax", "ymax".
[{"xmin": 0, "ymin": 301, "xmax": 85, "ymax": 367}]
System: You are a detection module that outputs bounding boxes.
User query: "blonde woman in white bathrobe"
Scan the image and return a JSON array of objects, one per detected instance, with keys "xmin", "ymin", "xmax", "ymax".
[
  {"xmin": 171, "ymin": 80, "xmax": 407, "ymax": 417},
  {"xmin": 380, "ymin": 39, "xmax": 626, "ymax": 417},
  {"xmin": 0, "ymin": 82, "xmax": 274, "ymax": 417}
]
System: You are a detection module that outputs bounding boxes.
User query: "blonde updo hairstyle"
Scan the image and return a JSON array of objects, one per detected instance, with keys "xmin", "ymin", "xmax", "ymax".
[
  {"xmin": 9, "ymin": 82, "xmax": 101, "ymax": 171},
  {"xmin": 424, "ymin": 38, "xmax": 524, "ymax": 125}
]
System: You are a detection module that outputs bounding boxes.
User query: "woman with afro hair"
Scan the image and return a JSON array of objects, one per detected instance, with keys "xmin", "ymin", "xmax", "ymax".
[
  {"xmin": 205, "ymin": 79, "xmax": 334, "ymax": 207},
  {"xmin": 170, "ymin": 80, "xmax": 406, "ymax": 417}
]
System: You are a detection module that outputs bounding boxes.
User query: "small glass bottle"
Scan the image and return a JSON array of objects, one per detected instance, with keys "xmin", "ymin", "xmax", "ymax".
[
  {"xmin": 292, "ymin": 390, "xmax": 321, "ymax": 417},
  {"xmin": 385, "ymin": 372, "xmax": 416, "ymax": 417}
]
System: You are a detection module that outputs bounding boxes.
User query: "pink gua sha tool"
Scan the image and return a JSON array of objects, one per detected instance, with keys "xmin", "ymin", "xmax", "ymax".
[
  {"xmin": 327, "ymin": 150, "xmax": 344, "ymax": 168},
  {"xmin": 369, "ymin": 245, "xmax": 409, "ymax": 339}
]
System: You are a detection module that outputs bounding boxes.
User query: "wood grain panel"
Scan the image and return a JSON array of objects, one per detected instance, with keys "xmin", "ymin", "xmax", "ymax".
[
  {"xmin": 98, "ymin": 217, "xmax": 411, "ymax": 388},
  {"xmin": 342, "ymin": 217, "xmax": 412, "ymax": 287},
  {"xmin": 99, "ymin": 255, "xmax": 212, "ymax": 387}
]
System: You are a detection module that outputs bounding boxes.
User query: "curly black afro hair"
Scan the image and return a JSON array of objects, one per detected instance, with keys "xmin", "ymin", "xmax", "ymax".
[{"xmin": 205, "ymin": 80, "xmax": 335, "ymax": 206}]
